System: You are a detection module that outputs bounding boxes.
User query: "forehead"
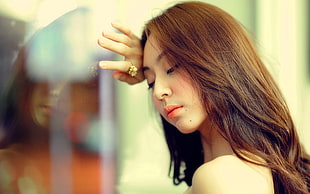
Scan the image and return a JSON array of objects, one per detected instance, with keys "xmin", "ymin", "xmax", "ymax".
[{"xmin": 143, "ymin": 35, "xmax": 163, "ymax": 68}]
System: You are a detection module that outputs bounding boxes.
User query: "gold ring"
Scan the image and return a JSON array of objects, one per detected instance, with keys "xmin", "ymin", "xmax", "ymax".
[{"xmin": 128, "ymin": 63, "xmax": 138, "ymax": 77}]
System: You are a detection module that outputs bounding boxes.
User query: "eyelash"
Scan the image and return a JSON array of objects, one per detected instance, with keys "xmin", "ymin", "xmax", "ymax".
[
  {"xmin": 147, "ymin": 65, "xmax": 178, "ymax": 89},
  {"xmin": 147, "ymin": 82, "xmax": 154, "ymax": 89}
]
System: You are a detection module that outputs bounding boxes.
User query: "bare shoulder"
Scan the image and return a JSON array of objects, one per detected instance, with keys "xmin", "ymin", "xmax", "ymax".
[{"xmin": 191, "ymin": 155, "xmax": 274, "ymax": 194}]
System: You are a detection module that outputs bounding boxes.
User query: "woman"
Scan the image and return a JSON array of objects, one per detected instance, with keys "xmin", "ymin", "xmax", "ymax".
[
  {"xmin": 98, "ymin": 1, "xmax": 310, "ymax": 193},
  {"xmin": 0, "ymin": 8, "xmax": 113, "ymax": 193}
]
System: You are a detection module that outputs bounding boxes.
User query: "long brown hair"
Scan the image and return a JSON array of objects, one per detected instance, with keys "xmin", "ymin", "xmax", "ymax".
[{"xmin": 141, "ymin": 1, "xmax": 310, "ymax": 193}]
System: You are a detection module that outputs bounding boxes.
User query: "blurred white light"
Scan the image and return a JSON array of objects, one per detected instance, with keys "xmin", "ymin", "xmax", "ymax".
[
  {"xmin": 35, "ymin": 0, "xmax": 77, "ymax": 28},
  {"xmin": 0, "ymin": 0, "xmax": 39, "ymax": 21}
]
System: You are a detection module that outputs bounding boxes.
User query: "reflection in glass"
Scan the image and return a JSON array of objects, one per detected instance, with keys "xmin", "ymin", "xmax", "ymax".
[{"xmin": 0, "ymin": 7, "xmax": 117, "ymax": 193}]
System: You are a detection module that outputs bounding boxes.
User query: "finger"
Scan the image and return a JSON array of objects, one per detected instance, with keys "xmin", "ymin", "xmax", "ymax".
[
  {"xmin": 113, "ymin": 72, "xmax": 143, "ymax": 85},
  {"xmin": 102, "ymin": 31, "xmax": 131, "ymax": 46},
  {"xmin": 102, "ymin": 24, "xmax": 140, "ymax": 47},
  {"xmin": 99, "ymin": 61, "xmax": 132, "ymax": 72},
  {"xmin": 107, "ymin": 23, "xmax": 141, "ymax": 48},
  {"xmin": 97, "ymin": 38, "xmax": 129, "ymax": 56},
  {"xmin": 111, "ymin": 23, "xmax": 137, "ymax": 39}
]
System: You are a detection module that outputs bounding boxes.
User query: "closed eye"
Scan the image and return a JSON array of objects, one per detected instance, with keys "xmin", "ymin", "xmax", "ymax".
[
  {"xmin": 147, "ymin": 82, "xmax": 154, "ymax": 90},
  {"xmin": 167, "ymin": 67, "xmax": 174, "ymax": 74},
  {"xmin": 167, "ymin": 64, "xmax": 179, "ymax": 74},
  {"xmin": 147, "ymin": 64, "xmax": 179, "ymax": 90}
]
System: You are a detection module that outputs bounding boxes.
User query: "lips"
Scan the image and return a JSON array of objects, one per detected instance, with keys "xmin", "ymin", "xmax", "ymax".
[
  {"xmin": 164, "ymin": 105, "xmax": 183, "ymax": 119},
  {"xmin": 39, "ymin": 104, "xmax": 63, "ymax": 115},
  {"xmin": 39, "ymin": 105, "xmax": 52, "ymax": 115}
]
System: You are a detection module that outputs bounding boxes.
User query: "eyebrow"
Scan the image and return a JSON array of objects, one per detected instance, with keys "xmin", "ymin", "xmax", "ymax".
[{"xmin": 142, "ymin": 51, "xmax": 167, "ymax": 73}]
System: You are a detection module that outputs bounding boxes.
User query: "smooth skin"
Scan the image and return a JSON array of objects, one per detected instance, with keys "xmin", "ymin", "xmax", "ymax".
[
  {"xmin": 143, "ymin": 35, "xmax": 208, "ymax": 134},
  {"xmin": 98, "ymin": 24, "xmax": 274, "ymax": 194},
  {"xmin": 97, "ymin": 23, "xmax": 144, "ymax": 84}
]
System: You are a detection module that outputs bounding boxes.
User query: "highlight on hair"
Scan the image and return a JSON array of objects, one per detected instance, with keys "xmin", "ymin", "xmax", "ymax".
[{"xmin": 141, "ymin": 1, "xmax": 310, "ymax": 193}]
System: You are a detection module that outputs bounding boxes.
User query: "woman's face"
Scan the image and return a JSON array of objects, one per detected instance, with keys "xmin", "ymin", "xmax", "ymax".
[
  {"xmin": 30, "ymin": 78, "xmax": 99, "ymax": 129},
  {"xmin": 143, "ymin": 35, "xmax": 208, "ymax": 134}
]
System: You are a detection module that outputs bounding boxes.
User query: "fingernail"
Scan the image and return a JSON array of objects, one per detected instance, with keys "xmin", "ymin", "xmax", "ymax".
[
  {"xmin": 98, "ymin": 37, "xmax": 105, "ymax": 44},
  {"xmin": 112, "ymin": 72, "xmax": 123, "ymax": 80},
  {"xmin": 111, "ymin": 22, "xmax": 120, "ymax": 27},
  {"xmin": 99, "ymin": 61, "xmax": 107, "ymax": 68},
  {"xmin": 112, "ymin": 73, "xmax": 120, "ymax": 79},
  {"xmin": 103, "ymin": 31, "xmax": 111, "ymax": 37}
]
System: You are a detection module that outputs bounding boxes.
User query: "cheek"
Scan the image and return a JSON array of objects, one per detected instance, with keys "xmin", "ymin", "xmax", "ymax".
[
  {"xmin": 32, "ymin": 84, "xmax": 48, "ymax": 102},
  {"xmin": 69, "ymin": 89, "xmax": 99, "ymax": 114},
  {"xmin": 152, "ymin": 96, "xmax": 163, "ymax": 114}
]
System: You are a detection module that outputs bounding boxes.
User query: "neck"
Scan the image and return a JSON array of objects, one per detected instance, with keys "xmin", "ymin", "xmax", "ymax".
[
  {"xmin": 199, "ymin": 126, "xmax": 234, "ymax": 163},
  {"xmin": 16, "ymin": 123, "xmax": 50, "ymax": 150}
]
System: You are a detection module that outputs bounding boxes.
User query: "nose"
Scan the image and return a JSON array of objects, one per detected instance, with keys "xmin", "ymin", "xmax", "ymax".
[
  {"xmin": 153, "ymin": 79, "xmax": 172, "ymax": 101},
  {"xmin": 49, "ymin": 81, "xmax": 68, "ymax": 104},
  {"xmin": 50, "ymin": 81, "xmax": 67, "ymax": 96}
]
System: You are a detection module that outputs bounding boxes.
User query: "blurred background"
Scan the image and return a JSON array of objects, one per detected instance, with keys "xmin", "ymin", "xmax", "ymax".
[{"xmin": 0, "ymin": 0, "xmax": 309, "ymax": 193}]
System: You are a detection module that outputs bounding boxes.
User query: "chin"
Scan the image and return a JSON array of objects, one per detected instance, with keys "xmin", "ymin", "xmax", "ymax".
[
  {"xmin": 176, "ymin": 126, "xmax": 198, "ymax": 134},
  {"xmin": 170, "ymin": 119, "xmax": 197, "ymax": 134},
  {"xmin": 33, "ymin": 118, "xmax": 49, "ymax": 129}
]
